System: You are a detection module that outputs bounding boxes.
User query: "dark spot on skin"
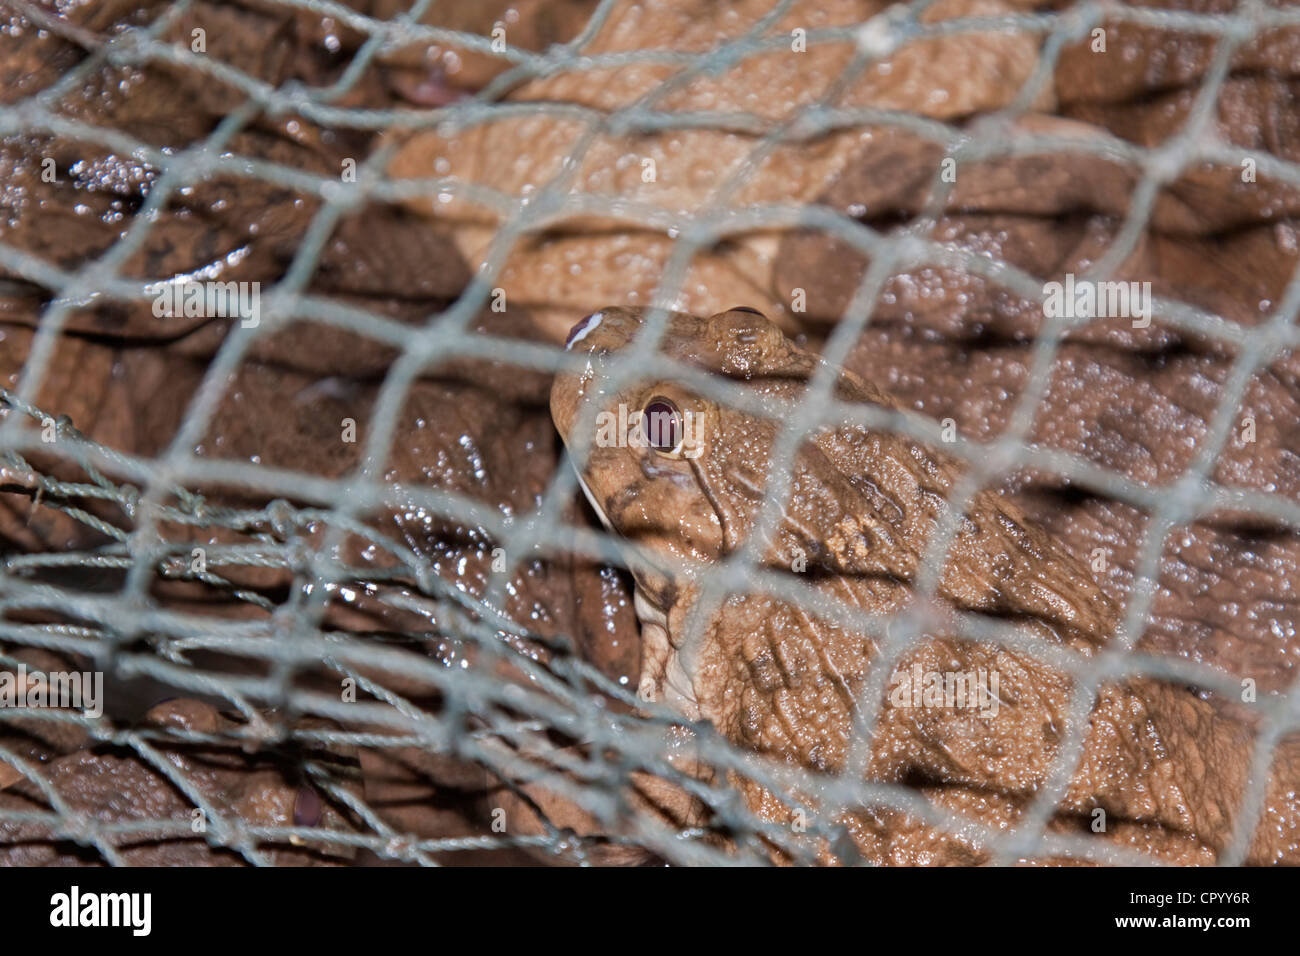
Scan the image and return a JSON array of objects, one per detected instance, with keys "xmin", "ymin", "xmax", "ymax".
[
  {"xmin": 635, "ymin": 575, "xmax": 679, "ymax": 624},
  {"xmin": 293, "ymin": 785, "xmax": 323, "ymax": 827},
  {"xmin": 1041, "ymin": 720, "xmax": 1060, "ymax": 745}
]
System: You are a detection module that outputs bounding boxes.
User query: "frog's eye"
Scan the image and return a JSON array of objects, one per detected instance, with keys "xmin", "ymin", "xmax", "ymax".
[{"xmin": 642, "ymin": 397, "xmax": 683, "ymax": 454}]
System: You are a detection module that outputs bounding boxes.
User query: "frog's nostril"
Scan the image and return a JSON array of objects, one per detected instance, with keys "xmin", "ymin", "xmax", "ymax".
[
  {"xmin": 565, "ymin": 311, "xmax": 604, "ymax": 350},
  {"xmin": 731, "ymin": 306, "xmax": 765, "ymax": 317}
]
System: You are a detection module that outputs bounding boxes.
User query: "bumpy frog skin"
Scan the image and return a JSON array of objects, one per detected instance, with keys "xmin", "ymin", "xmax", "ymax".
[{"xmin": 551, "ymin": 306, "xmax": 1300, "ymax": 864}]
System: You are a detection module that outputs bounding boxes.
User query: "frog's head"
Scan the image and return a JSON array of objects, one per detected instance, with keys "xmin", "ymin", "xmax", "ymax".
[
  {"xmin": 550, "ymin": 307, "xmax": 817, "ymax": 607},
  {"xmin": 552, "ymin": 306, "xmax": 834, "ymax": 710}
]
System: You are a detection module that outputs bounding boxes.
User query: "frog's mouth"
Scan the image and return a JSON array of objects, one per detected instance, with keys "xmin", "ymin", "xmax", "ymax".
[{"xmin": 572, "ymin": 470, "xmax": 680, "ymax": 610}]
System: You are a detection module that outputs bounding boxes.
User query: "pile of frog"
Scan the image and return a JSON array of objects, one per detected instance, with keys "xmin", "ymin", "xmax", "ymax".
[{"xmin": 1, "ymin": 0, "xmax": 1299, "ymax": 865}]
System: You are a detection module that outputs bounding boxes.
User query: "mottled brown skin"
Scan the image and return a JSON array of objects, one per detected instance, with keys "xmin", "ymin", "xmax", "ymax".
[
  {"xmin": 551, "ymin": 306, "xmax": 1300, "ymax": 864},
  {"xmin": 0, "ymin": 699, "xmax": 360, "ymax": 866}
]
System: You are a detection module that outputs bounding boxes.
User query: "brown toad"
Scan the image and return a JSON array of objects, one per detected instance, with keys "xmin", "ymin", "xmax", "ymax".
[{"xmin": 550, "ymin": 305, "xmax": 1300, "ymax": 864}]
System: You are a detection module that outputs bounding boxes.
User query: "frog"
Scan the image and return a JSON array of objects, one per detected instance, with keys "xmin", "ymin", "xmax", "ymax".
[{"xmin": 551, "ymin": 305, "xmax": 1300, "ymax": 864}]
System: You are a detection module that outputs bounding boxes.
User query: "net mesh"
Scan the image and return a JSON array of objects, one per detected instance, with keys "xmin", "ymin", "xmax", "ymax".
[{"xmin": 1, "ymin": 0, "xmax": 1299, "ymax": 866}]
